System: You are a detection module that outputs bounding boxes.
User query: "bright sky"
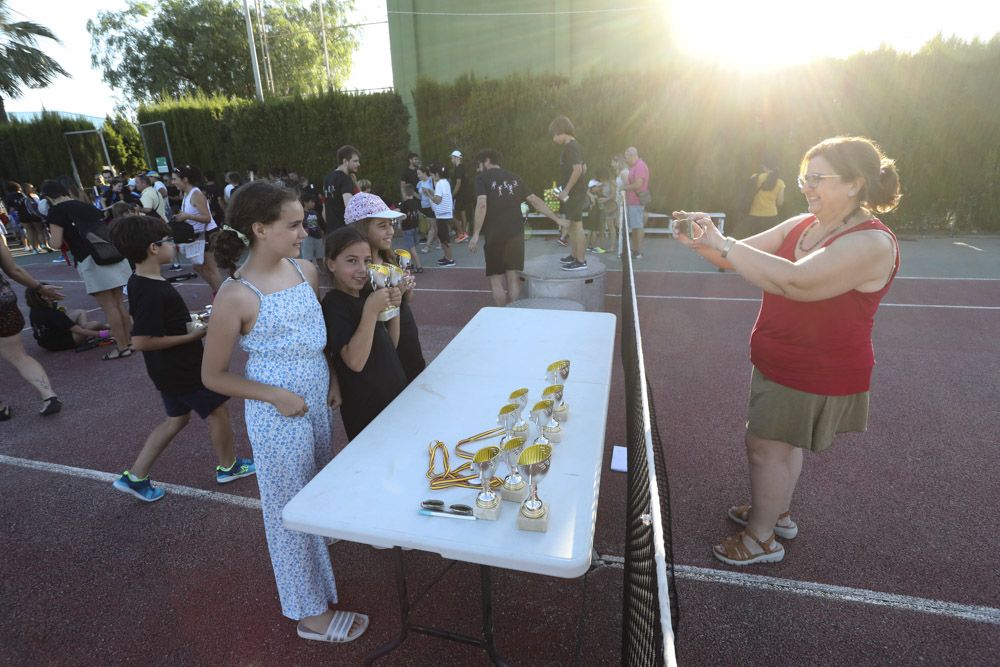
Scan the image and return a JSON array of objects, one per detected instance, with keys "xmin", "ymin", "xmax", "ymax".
[
  {"xmin": 4, "ymin": 0, "xmax": 392, "ymax": 119},
  {"xmin": 5, "ymin": 1, "xmax": 998, "ymax": 117}
]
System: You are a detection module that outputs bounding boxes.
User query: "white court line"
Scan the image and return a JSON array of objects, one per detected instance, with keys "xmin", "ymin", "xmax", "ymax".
[
  {"xmin": 3, "ymin": 452, "xmax": 997, "ymax": 627},
  {"xmin": 595, "ymin": 556, "xmax": 1000, "ymax": 626}
]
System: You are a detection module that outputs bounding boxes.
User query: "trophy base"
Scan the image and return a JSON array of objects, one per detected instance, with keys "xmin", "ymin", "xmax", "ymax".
[
  {"xmin": 542, "ymin": 425, "xmax": 563, "ymax": 443},
  {"xmin": 500, "ymin": 484, "xmax": 530, "ymax": 503},
  {"xmin": 377, "ymin": 306, "xmax": 400, "ymax": 322},
  {"xmin": 473, "ymin": 502, "xmax": 503, "ymax": 521},
  {"xmin": 512, "ymin": 422, "xmax": 530, "ymax": 437},
  {"xmin": 553, "ymin": 404, "xmax": 569, "ymax": 422},
  {"xmin": 517, "ymin": 502, "xmax": 550, "ymax": 532}
]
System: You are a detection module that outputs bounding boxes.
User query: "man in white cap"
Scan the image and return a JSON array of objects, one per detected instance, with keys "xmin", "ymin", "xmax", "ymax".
[{"xmin": 449, "ymin": 150, "xmax": 470, "ymax": 243}]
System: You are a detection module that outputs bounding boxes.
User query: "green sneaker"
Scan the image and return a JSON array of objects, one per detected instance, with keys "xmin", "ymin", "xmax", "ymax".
[{"xmin": 216, "ymin": 457, "xmax": 256, "ymax": 484}]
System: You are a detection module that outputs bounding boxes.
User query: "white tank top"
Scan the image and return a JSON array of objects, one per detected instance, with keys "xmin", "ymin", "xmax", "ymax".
[{"xmin": 181, "ymin": 187, "xmax": 217, "ymax": 234}]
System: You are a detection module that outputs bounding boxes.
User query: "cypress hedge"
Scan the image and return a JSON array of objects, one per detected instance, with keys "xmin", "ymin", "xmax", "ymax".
[
  {"xmin": 0, "ymin": 112, "xmax": 106, "ymax": 188},
  {"xmin": 413, "ymin": 38, "xmax": 1000, "ymax": 232},
  {"xmin": 137, "ymin": 90, "xmax": 411, "ymax": 198}
]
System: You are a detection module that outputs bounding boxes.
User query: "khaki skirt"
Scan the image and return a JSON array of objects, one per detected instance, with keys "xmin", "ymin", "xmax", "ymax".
[
  {"xmin": 746, "ymin": 367, "xmax": 869, "ymax": 453},
  {"xmin": 77, "ymin": 255, "xmax": 132, "ymax": 295}
]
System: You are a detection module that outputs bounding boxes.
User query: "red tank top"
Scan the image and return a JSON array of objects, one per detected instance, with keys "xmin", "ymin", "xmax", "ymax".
[{"xmin": 749, "ymin": 216, "xmax": 899, "ymax": 395}]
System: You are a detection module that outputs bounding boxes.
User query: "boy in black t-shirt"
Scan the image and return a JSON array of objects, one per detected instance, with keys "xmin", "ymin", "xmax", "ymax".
[
  {"xmin": 107, "ymin": 215, "xmax": 255, "ymax": 502},
  {"xmin": 397, "ymin": 184, "xmax": 424, "ymax": 272}
]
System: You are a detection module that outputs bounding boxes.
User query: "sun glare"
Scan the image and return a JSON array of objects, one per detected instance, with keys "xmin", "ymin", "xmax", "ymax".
[{"xmin": 666, "ymin": 0, "xmax": 1000, "ymax": 70}]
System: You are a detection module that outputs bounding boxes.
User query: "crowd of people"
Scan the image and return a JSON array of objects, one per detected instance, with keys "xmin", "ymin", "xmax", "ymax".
[{"xmin": 0, "ymin": 127, "xmax": 902, "ymax": 644}]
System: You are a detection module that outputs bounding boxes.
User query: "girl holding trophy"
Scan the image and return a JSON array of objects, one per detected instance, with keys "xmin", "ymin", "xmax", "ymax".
[
  {"xmin": 345, "ymin": 192, "xmax": 427, "ymax": 383},
  {"xmin": 321, "ymin": 225, "xmax": 407, "ymax": 440},
  {"xmin": 203, "ymin": 181, "xmax": 369, "ymax": 644}
]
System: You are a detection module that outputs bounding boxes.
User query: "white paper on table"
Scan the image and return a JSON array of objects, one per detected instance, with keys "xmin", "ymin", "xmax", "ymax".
[{"xmin": 610, "ymin": 445, "xmax": 628, "ymax": 472}]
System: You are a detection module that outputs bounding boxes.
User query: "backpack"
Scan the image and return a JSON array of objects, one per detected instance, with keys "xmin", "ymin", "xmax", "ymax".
[{"xmin": 69, "ymin": 210, "xmax": 124, "ymax": 266}]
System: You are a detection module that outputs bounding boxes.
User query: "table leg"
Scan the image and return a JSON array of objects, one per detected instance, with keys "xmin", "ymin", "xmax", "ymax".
[
  {"xmin": 363, "ymin": 548, "xmax": 410, "ymax": 666},
  {"xmin": 363, "ymin": 553, "xmax": 508, "ymax": 666}
]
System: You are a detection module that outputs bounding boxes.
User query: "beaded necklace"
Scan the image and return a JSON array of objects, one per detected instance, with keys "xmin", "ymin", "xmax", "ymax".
[{"xmin": 797, "ymin": 207, "xmax": 862, "ymax": 254}]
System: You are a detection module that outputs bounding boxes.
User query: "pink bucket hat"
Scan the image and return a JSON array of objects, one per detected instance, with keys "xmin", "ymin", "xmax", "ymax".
[{"xmin": 344, "ymin": 192, "xmax": 405, "ymax": 225}]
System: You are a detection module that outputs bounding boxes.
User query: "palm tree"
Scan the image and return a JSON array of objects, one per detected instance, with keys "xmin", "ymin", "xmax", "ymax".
[{"xmin": 0, "ymin": 0, "xmax": 68, "ymax": 123}]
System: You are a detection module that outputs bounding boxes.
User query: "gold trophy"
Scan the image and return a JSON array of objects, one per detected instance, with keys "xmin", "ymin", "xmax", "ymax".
[
  {"xmin": 545, "ymin": 360, "xmax": 571, "ymax": 421},
  {"xmin": 541, "ymin": 384, "xmax": 567, "ymax": 433},
  {"xmin": 500, "ymin": 436, "xmax": 529, "ymax": 503},
  {"xmin": 507, "ymin": 388, "xmax": 532, "ymax": 439},
  {"xmin": 367, "ymin": 263, "xmax": 399, "ymax": 321},
  {"xmin": 394, "ymin": 249, "xmax": 412, "ymax": 272},
  {"xmin": 498, "ymin": 403, "xmax": 520, "ymax": 444},
  {"xmin": 516, "ymin": 443, "xmax": 553, "ymax": 532},
  {"xmin": 530, "ymin": 399, "xmax": 561, "ymax": 445},
  {"xmin": 471, "ymin": 445, "xmax": 502, "ymax": 520}
]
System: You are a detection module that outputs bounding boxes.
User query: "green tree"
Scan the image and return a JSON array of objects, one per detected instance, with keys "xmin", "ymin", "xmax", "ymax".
[
  {"xmin": 102, "ymin": 114, "xmax": 145, "ymax": 174},
  {"xmin": 87, "ymin": 0, "xmax": 356, "ymax": 103},
  {"xmin": 0, "ymin": 0, "xmax": 68, "ymax": 123}
]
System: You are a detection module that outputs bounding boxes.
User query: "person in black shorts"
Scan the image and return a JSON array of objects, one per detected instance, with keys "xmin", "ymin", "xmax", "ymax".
[
  {"xmin": 468, "ymin": 148, "xmax": 566, "ymax": 306},
  {"xmin": 549, "ymin": 115, "xmax": 588, "ymax": 271},
  {"xmin": 25, "ymin": 285, "xmax": 110, "ymax": 351},
  {"xmin": 107, "ymin": 214, "xmax": 256, "ymax": 502}
]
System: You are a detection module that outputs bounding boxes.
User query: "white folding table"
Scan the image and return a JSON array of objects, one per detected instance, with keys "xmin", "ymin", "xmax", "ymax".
[{"xmin": 283, "ymin": 307, "xmax": 616, "ymax": 664}]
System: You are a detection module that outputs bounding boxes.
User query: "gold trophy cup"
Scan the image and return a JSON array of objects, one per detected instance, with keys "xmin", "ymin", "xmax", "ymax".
[
  {"xmin": 500, "ymin": 436, "xmax": 529, "ymax": 503},
  {"xmin": 545, "ymin": 360, "xmax": 571, "ymax": 421},
  {"xmin": 530, "ymin": 399, "xmax": 561, "ymax": 445},
  {"xmin": 516, "ymin": 443, "xmax": 553, "ymax": 531},
  {"xmin": 507, "ymin": 388, "xmax": 532, "ymax": 438},
  {"xmin": 367, "ymin": 263, "xmax": 399, "ymax": 321},
  {"xmin": 472, "ymin": 445, "xmax": 502, "ymax": 520}
]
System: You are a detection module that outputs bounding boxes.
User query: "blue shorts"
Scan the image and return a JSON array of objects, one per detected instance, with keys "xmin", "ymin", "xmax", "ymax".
[
  {"xmin": 626, "ymin": 205, "xmax": 646, "ymax": 231},
  {"xmin": 161, "ymin": 387, "xmax": 229, "ymax": 419},
  {"xmin": 402, "ymin": 228, "xmax": 419, "ymax": 249}
]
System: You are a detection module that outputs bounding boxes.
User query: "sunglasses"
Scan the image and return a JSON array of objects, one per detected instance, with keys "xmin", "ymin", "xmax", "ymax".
[
  {"xmin": 797, "ymin": 173, "xmax": 842, "ymax": 189},
  {"xmin": 419, "ymin": 499, "xmax": 474, "ymax": 519},
  {"xmin": 153, "ymin": 237, "xmax": 175, "ymax": 246}
]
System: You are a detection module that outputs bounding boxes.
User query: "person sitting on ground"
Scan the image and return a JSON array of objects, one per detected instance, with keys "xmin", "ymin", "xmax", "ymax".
[
  {"xmin": 25, "ymin": 285, "xmax": 111, "ymax": 352},
  {"xmin": 108, "ymin": 214, "xmax": 255, "ymax": 502}
]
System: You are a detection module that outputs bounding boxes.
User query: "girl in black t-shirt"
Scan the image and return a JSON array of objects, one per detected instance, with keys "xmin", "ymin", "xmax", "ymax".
[
  {"xmin": 320, "ymin": 226, "xmax": 406, "ymax": 440},
  {"xmin": 347, "ymin": 195, "xmax": 427, "ymax": 385}
]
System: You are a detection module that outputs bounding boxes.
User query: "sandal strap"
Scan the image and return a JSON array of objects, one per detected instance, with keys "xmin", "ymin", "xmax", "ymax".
[{"xmin": 325, "ymin": 611, "xmax": 353, "ymax": 641}]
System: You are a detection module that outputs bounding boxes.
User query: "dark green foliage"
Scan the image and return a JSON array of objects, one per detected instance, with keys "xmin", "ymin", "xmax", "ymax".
[
  {"xmin": 414, "ymin": 38, "xmax": 1000, "ymax": 232},
  {"xmin": 103, "ymin": 114, "xmax": 145, "ymax": 175},
  {"xmin": 137, "ymin": 90, "xmax": 411, "ymax": 197},
  {"xmin": 0, "ymin": 112, "xmax": 102, "ymax": 186}
]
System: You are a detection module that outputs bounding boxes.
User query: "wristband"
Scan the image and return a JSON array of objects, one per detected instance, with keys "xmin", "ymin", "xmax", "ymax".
[{"xmin": 720, "ymin": 237, "xmax": 736, "ymax": 258}]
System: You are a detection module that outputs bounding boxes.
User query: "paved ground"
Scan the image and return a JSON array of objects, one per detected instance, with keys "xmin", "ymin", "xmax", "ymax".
[{"xmin": 2, "ymin": 233, "xmax": 998, "ymax": 666}]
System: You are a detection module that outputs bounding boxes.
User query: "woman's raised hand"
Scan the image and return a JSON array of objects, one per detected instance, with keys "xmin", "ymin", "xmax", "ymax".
[{"xmin": 672, "ymin": 211, "xmax": 725, "ymax": 250}]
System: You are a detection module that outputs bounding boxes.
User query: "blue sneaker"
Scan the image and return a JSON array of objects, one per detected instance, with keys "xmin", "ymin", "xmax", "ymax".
[
  {"xmin": 112, "ymin": 471, "xmax": 165, "ymax": 502},
  {"xmin": 216, "ymin": 457, "xmax": 256, "ymax": 484}
]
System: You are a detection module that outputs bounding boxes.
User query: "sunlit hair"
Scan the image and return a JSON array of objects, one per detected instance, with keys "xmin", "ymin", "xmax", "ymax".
[
  {"xmin": 548, "ymin": 115, "xmax": 575, "ymax": 137},
  {"xmin": 214, "ymin": 180, "xmax": 298, "ymax": 275},
  {"xmin": 801, "ymin": 136, "xmax": 901, "ymax": 214}
]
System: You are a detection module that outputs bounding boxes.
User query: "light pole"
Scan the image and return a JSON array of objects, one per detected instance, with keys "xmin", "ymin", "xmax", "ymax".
[{"xmin": 242, "ymin": 0, "xmax": 264, "ymax": 101}]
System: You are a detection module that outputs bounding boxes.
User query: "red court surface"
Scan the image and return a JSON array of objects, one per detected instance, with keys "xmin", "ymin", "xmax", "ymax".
[{"xmin": 2, "ymin": 236, "xmax": 998, "ymax": 666}]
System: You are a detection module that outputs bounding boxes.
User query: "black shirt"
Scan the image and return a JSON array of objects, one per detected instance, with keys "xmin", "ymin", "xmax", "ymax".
[
  {"xmin": 451, "ymin": 163, "xmax": 470, "ymax": 204},
  {"xmin": 321, "ymin": 289, "xmax": 407, "ymax": 440},
  {"xmin": 46, "ymin": 199, "xmax": 106, "ymax": 263},
  {"xmin": 128, "ymin": 274, "xmax": 205, "ymax": 395},
  {"xmin": 475, "ymin": 167, "xmax": 532, "ymax": 237},
  {"xmin": 203, "ymin": 181, "xmax": 226, "ymax": 223},
  {"xmin": 399, "ymin": 198, "xmax": 421, "ymax": 231},
  {"xmin": 400, "ymin": 166, "xmax": 419, "ymax": 189},
  {"xmin": 559, "ymin": 139, "xmax": 586, "ymax": 200},
  {"xmin": 323, "ymin": 169, "xmax": 357, "ymax": 229},
  {"xmin": 30, "ymin": 306, "xmax": 76, "ymax": 351},
  {"xmin": 397, "ymin": 300, "xmax": 426, "ymax": 383}
]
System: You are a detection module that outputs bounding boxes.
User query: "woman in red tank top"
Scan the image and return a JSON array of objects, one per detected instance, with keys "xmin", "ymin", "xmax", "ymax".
[{"xmin": 672, "ymin": 136, "xmax": 902, "ymax": 566}]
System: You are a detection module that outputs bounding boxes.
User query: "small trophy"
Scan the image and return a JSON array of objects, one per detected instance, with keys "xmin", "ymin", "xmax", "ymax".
[
  {"xmin": 395, "ymin": 249, "xmax": 412, "ymax": 272},
  {"xmin": 498, "ymin": 403, "xmax": 520, "ymax": 444},
  {"xmin": 186, "ymin": 312, "xmax": 207, "ymax": 335},
  {"xmin": 541, "ymin": 384, "xmax": 568, "ymax": 429},
  {"xmin": 472, "ymin": 445, "xmax": 502, "ymax": 520},
  {"xmin": 500, "ymin": 436, "xmax": 529, "ymax": 503},
  {"xmin": 530, "ymin": 399, "xmax": 561, "ymax": 445},
  {"xmin": 367, "ymin": 264, "xmax": 399, "ymax": 321},
  {"xmin": 545, "ymin": 360, "xmax": 571, "ymax": 420},
  {"xmin": 507, "ymin": 388, "xmax": 531, "ymax": 438},
  {"xmin": 517, "ymin": 443, "xmax": 553, "ymax": 532}
]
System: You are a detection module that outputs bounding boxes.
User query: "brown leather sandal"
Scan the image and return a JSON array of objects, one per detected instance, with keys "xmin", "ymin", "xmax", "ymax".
[
  {"xmin": 727, "ymin": 504, "xmax": 798, "ymax": 539},
  {"xmin": 713, "ymin": 529, "xmax": 785, "ymax": 566}
]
